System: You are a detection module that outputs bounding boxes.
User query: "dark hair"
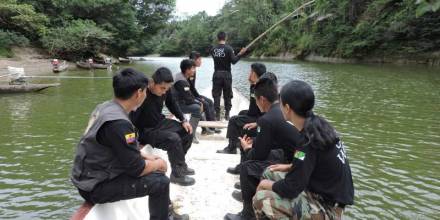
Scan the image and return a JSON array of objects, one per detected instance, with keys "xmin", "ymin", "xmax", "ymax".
[
  {"xmin": 254, "ymin": 77, "xmax": 278, "ymax": 103},
  {"xmin": 251, "ymin": 63, "xmax": 266, "ymax": 77},
  {"xmin": 113, "ymin": 68, "xmax": 148, "ymax": 100},
  {"xmin": 180, "ymin": 59, "xmax": 196, "ymax": 73},
  {"xmin": 152, "ymin": 67, "xmax": 174, "ymax": 84},
  {"xmin": 280, "ymin": 80, "xmax": 338, "ymax": 150},
  {"xmin": 189, "ymin": 51, "xmax": 201, "ymax": 60},
  {"xmin": 217, "ymin": 31, "xmax": 226, "ymax": 41},
  {"xmin": 260, "ymin": 71, "xmax": 278, "ymax": 85}
]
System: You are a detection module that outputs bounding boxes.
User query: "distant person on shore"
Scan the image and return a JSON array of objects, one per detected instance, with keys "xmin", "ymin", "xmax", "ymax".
[
  {"xmin": 210, "ymin": 31, "xmax": 247, "ymax": 121},
  {"xmin": 189, "ymin": 51, "xmax": 221, "ymax": 135},
  {"xmin": 252, "ymin": 80, "xmax": 354, "ymax": 220},
  {"xmin": 71, "ymin": 68, "xmax": 188, "ymax": 220}
]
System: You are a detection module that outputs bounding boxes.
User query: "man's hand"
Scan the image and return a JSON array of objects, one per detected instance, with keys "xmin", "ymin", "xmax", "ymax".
[
  {"xmin": 257, "ymin": 179, "xmax": 274, "ymax": 191},
  {"xmin": 238, "ymin": 135, "xmax": 253, "ymax": 150},
  {"xmin": 154, "ymin": 158, "xmax": 168, "ymax": 173},
  {"xmin": 238, "ymin": 47, "xmax": 247, "ymax": 56},
  {"xmin": 141, "ymin": 150, "xmax": 161, "ymax": 161},
  {"xmin": 268, "ymin": 164, "xmax": 292, "ymax": 172},
  {"xmin": 182, "ymin": 121, "xmax": 193, "ymax": 134},
  {"xmin": 243, "ymin": 122, "xmax": 257, "ymax": 130}
]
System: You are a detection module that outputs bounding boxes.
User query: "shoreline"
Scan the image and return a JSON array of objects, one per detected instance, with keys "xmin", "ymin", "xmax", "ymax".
[{"xmin": 0, "ymin": 47, "xmax": 76, "ymax": 82}]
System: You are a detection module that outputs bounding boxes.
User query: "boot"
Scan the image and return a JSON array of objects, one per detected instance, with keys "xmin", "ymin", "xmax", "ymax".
[
  {"xmin": 232, "ymin": 190, "xmax": 243, "ymax": 202},
  {"xmin": 210, "ymin": 127, "xmax": 222, "ymax": 134},
  {"xmin": 215, "ymin": 111, "xmax": 221, "ymax": 121},
  {"xmin": 189, "ymin": 116, "xmax": 201, "ymax": 144},
  {"xmin": 201, "ymin": 127, "xmax": 214, "ymax": 136},
  {"xmin": 170, "ymin": 166, "xmax": 195, "ymax": 186},
  {"xmin": 234, "ymin": 182, "xmax": 241, "ymax": 190},
  {"xmin": 182, "ymin": 163, "xmax": 195, "ymax": 175},
  {"xmin": 216, "ymin": 139, "xmax": 237, "ymax": 154},
  {"xmin": 227, "ymin": 166, "xmax": 240, "ymax": 175},
  {"xmin": 169, "ymin": 204, "xmax": 189, "ymax": 220},
  {"xmin": 192, "ymin": 135, "xmax": 200, "ymax": 144},
  {"xmin": 225, "ymin": 110, "xmax": 230, "ymax": 121},
  {"xmin": 217, "ymin": 146, "xmax": 237, "ymax": 154}
]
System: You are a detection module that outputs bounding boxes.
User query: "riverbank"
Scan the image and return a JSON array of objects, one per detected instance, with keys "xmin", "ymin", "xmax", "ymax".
[
  {"xmin": 254, "ymin": 51, "xmax": 440, "ymax": 66},
  {"xmin": 0, "ymin": 47, "xmax": 75, "ymax": 82}
]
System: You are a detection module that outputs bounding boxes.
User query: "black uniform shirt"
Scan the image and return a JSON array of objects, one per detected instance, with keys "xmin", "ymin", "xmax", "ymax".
[
  {"xmin": 272, "ymin": 133, "xmax": 355, "ymax": 206},
  {"xmin": 174, "ymin": 74, "xmax": 197, "ymax": 105},
  {"xmin": 96, "ymin": 120, "xmax": 145, "ymax": 177},
  {"xmin": 246, "ymin": 103, "xmax": 301, "ymax": 162},
  {"xmin": 210, "ymin": 44, "xmax": 241, "ymax": 72},
  {"xmin": 130, "ymin": 88, "xmax": 185, "ymax": 130},
  {"xmin": 247, "ymin": 85, "xmax": 263, "ymax": 118}
]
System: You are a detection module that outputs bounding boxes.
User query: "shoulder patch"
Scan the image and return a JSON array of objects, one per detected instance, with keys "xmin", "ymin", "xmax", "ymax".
[
  {"xmin": 184, "ymin": 87, "xmax": 190, "ymax": 91},
  {"xmin": 294, "ymin": 151, "xmax": 306, "ymax": 161},
  {"xmin": 125, "ymin": 133, "xmax": 136, "ymax": 144}
]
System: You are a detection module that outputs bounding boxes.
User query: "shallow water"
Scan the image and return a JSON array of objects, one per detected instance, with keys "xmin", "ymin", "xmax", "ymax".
[{"xmin": 0, "ymin": 58, "xmax": 439, "ymax": 219}]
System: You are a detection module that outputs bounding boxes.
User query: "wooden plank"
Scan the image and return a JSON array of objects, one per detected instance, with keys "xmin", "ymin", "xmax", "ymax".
[{"xmin": 198, "ymin": 121, "xmax": 228, "ymax": 128}]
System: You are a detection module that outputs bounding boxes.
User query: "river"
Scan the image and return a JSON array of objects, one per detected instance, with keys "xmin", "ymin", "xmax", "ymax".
[{"xmin": 0, "ymin": 57, "xmax": 439, "ymax": 219}]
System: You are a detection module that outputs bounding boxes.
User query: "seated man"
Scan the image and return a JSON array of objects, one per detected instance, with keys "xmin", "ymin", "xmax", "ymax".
[
  {"xmin": 130, "ymin": 67, "xmax": 195, "ymax": 186},
  {"xmin": 217, "ymin": 63, "xmax": 267, "ymax": 174},
  {"xmin": 253, "ymin": 80, "xmax": 354, "ymax": 220},
  {"xmin": 71, "ymin": 68, "xmax": 188, "ymax": 220},
  {"xmin": 189, "ymin": 51, "xmax": 220, "ymax": 135},
  {"xmin": 173, "ymin": 59, "xmax": 202, "ymax": 144},
  {"xmin": 225, "ymin": 77, "xmax": 302, "ymax": 220}
]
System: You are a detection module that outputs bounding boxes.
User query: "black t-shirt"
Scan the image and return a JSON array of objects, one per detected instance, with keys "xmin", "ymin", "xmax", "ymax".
[
  {"xmin": 210, "ymin": 44, "xmax": 241, "ymax": 72},
  {"xmin": 130, "ymin": 88, "xmax": 185, "ymax": 130},
  {"xmin": 96, "ymin": 120, "xmax": 145, "ymax": 177},
  {"xmin": 272, "ymin": 132, "xmax": 355, "ymax": 206},
  {"xmin": 174, "ymin": 77, "xmax": 197, "ymax": 105},
  {"xmin": 246, "ymin": 104, "xmax": 301, "ymax": 163},
  {"xmin": 247, "ymin": 85, "xmax": 263, "ymax": 118}
]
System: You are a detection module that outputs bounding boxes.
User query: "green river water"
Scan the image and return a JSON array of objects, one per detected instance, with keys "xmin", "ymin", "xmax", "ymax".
[{"xmin": 0, "ymin": 57, "xmax": 439, "ymax": 219}]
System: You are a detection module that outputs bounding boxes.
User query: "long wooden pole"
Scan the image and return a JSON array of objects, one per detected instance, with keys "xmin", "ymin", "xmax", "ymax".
[{"xmin": 244, "ymin": 0, "xmax": 315, "ymax": 50}]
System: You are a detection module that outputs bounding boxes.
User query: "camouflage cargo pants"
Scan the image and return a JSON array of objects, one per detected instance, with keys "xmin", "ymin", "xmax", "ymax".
[{"xmin": 253, "ymin": 168, "xmax": 343, "ymax": 220}]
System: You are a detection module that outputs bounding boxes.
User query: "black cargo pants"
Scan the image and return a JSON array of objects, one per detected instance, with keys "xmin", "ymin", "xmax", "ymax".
[{"xmin": 212, "ymin": 71, "xmax": 233, "ymax": 115}]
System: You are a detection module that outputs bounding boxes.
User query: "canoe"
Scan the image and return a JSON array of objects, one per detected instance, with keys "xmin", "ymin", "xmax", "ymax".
[
  {"xmin": 71, "ymin": 88, "xmax": 249, "ymax": 220},
  {"xmin": 118, "ymin": 57, "xmax": 131, "ymax": 63},
  {"xmin": 76, "ymin": 62, "xmax": 111, "ymax": 69},
  {"xmin": 0, "ymin": 83, "xmax": 60, "ymax": 94},
  {"xmin": 53, "ymin": 61, "xmax": 69, "ymax": 73}
]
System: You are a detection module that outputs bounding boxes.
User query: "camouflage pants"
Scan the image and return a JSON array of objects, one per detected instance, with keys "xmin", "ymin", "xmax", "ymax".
[{"xmin": 253, "ymin": 168, "xmax": 342, "ymax": 220}]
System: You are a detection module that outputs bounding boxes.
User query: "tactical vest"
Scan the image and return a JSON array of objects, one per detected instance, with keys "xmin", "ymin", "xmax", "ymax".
[{"xmin": 71, "ymin": 100, "xmax": 133, "ymax": 192}]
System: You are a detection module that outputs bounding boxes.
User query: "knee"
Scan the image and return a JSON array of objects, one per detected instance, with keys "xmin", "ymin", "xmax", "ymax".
[
  {"xmin": 165, "ymin": 133, "xmax": 181, "ymax": 145},
  {"xmin": 145, "ymin": 174, "xmax": 170, "ymax": 195}
]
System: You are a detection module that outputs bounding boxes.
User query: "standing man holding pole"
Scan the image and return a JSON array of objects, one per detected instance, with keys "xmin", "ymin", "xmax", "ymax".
[{"xmin": 210, "ymin": 31, "xmax": 247, "ymax": 121}]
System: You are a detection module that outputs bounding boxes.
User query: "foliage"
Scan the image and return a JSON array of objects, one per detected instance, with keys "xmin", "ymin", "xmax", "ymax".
[
  {"xmin": 1, "ymin": 0, "xmax": 175, "ymax": 59},
  {"xmin": 149, "ymin": 0, "xmax": 440, "ymax": 59},
  {"xmin": 40, "ymin": 20, "xmax": 112, "ymax": 59}
]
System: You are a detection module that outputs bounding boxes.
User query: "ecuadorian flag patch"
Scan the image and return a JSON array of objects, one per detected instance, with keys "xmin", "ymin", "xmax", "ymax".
[
  {"xmin": 125, "ymin": 133, "xmax": 136, "ymax": 144},
  {"xmin": 294, "ymin": 151, "xmax": 306, "ymax": 161}
]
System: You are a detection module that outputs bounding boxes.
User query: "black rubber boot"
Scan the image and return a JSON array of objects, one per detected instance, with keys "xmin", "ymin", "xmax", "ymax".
[
  {"xmin": 189, "ymin": 116, "xmax": 201, "ymax": 144},
  {"xmin": 169, "ymin": 203, "xmax": 190, "ymax": 220},
  {"xmin": 232, "ymin": 190, "xmax": 243, "ymax": 202},
  {"xmin": 201, "ymin": 127, "xmax": 214, "ymax": 136},
  {"xmin": 234, "ymin": 182, "xmax": 241, "ymax": 190},
  {"xmin": 215, "ymin": 111, "xmax": 221, "ymax": 121},
  {"xmin": 217, "ymin": 139, "xmax": 237, "ymax": 154},
  {"xmin": 225, "ymin": 110, "xmax": 230, "ymax": 121},
  {"xmin": 170, "ymin": 166, "xmax": 195, "ymax": 186},
  {"xmin": 182, "ymin": 163, "xmax": 195, "ymax": 175},
  {"xmin": 227, "ymin": 166, "xmax": 240, "ymax": 175}
]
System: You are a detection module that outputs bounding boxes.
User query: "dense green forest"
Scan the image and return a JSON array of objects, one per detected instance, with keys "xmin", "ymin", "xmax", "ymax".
[
  {"xmin": 1, "ymin": 0, "xmax": 439, "ymax": 61},
  {"xmin": 150, "ymin": 0, "xmax": 440, "ymax": 61},
  {"xmin": 0, "ymin": 0, "xmax": 175, "ymax": 59}
]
